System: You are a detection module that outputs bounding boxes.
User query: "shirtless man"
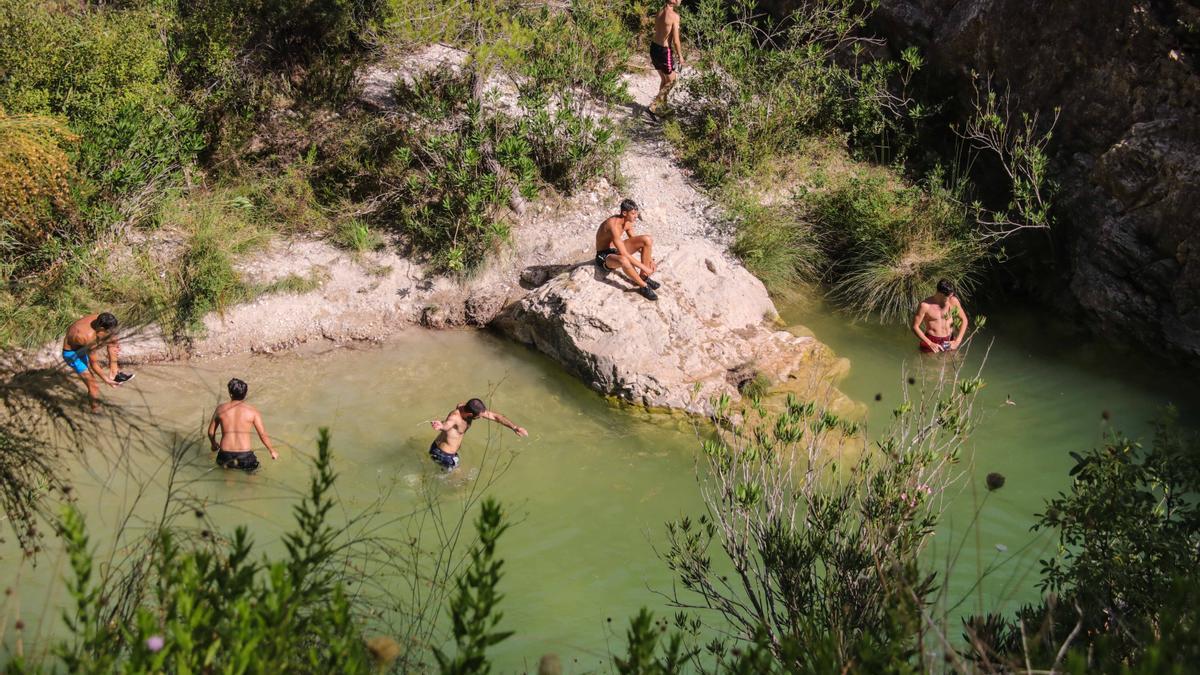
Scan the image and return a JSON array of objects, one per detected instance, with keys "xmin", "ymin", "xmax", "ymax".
[
  {"xmin": 207, "ymin": 378, "xmax": 278, "ymax": 471},
  {"xmin": 61, "ymin": 312, "xmax": 132, "ymax": 412},
  {"xmin": 595, "ymin": 199, "xmax": 660, "ymax": 301},
  {"xmin": 428, "ymin": 398, "xmax": 527, "ymax": 470},
  {"xmin": 912, "ymin": 279, "xmax": 969, "ymax": 353},
  {"xmin": 648, "ymin": 0, "xmax": 683, "ymax": 117}
]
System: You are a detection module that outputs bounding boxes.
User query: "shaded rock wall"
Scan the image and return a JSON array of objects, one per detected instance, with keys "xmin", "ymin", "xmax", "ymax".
[
  {"xmin": 881, "ymin": 0, "xmax": 1200, "ymax": 360},
  {"xmin": 767, "ymin": 0, "xmax": 1200, "ymax": 360}
]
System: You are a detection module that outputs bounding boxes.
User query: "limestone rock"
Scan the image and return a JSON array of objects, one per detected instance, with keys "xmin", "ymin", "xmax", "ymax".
[{"xmin": 493, "ymin": 241, "xmax": 833, "ymax": 414}]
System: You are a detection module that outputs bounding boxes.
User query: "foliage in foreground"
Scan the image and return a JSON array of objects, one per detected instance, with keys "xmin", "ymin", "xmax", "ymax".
[
  {"xmin": 965, "ymin": 409, "xmax": 1200, "ymax": 672},
  {"xmin": 6, "ymin": 429, "xmax": 373, "ymax": 674}
]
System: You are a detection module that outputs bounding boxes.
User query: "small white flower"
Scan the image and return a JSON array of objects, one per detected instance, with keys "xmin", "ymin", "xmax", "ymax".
[{"xmin": 995, "ymin": 543, "xmax": 1008, "ymax": 553}]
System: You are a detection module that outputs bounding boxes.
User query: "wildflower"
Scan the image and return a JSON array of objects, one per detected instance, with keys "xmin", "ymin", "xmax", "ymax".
[
  {"xmin": 995, "ymin": 544, "xmax": 1008, "ymax": 553},
  {"xmin": 146, "ymin": 635, "xmax": 165, "ymax": 652}
]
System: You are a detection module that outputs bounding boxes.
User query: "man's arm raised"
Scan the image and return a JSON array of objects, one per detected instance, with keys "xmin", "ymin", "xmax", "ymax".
[{"xmin": 481, "ymin": 410, "xmax": 528, "ymax": 437}]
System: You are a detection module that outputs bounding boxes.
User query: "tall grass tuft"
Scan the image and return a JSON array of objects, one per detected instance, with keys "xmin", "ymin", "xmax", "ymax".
[
  {"xmin": 810, "ymin": 172, "xmax": 982, "ymax": 321},
  {"xmin": 729, "ymin": 199, "xmax": 825, "ymax": 296},
  {"xmin": 830, "ymin": 234, "xmax": 983, "ymax": 323}
]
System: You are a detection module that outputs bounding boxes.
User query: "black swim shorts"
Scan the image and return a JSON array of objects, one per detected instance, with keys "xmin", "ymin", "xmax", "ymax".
[
  {"xmin": 216, "ymin": 450, "xmax": 261, "ymax": 472},
  {"xmin": 595, "ymin": 247, "xmax": 619, "ymax": 267},
  {"xmin": 429, "ymin": 443, "xmax": 460, "ymax": 470},
  {"xmin": 650, "ymin": 42, "xmax": 674, "ymax": 75}
]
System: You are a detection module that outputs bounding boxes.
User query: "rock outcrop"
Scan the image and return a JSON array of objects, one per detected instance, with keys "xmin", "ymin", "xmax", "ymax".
[
  {"xmin": 494, "ymin": 241, "xmax": 835, "ymax": 414},
  {"xmin": 867, "ymin": 0, "xmax": 1200, "ymax": 362}
]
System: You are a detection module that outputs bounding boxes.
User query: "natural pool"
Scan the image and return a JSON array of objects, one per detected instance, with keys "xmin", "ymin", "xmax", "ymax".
[{"xmin": 3, "ymin": 305, "xmax": 1196, "ymax": 671}]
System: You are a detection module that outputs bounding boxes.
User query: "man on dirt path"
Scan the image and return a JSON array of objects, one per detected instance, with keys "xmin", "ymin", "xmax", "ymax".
[
  {"xmin": 648, "ymin": 0, "xmax": 683, "ymax": 117},
  {"xmin": 61, "ymin": 311, "xmax": 133, "ymax": 412},
  {"xmin": 428, "ymin": 398, "xmax": 527, "ymax": 470},
  {"xmin": 208, "ymin": 378, "xmax": 279, "ymax": 471},
  {"xmin": 595, "ymin": 198, "xmax": 660, "ymax": 301},
  {"xmin": 912, "ymin": 279, "xmax": 969, "ymax": 353}
]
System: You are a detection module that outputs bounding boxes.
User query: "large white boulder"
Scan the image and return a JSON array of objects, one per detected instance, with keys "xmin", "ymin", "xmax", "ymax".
[{"xmin": 494, "ymin": 241, "xmax": 831, "ymax": 414}]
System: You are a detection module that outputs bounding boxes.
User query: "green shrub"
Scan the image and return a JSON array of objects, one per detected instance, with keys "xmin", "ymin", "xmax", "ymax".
[
  {"xmin": 335, "ymin": 219, "xmax": 381, "ymax": 253},
  {"xmin": 518, "ymin": 0, "xmax": 634, "ymax": 103},
  {"xmin": 663, "ymin": 0, "xmax": 912, "ymax": 185},
  {"xmin": 0, "ymin": 1, "xmax": 203, "ymax": 202},
  {"xmin": 728, "ymin": 199, "xmax": 825, "ymax": 295},
  {"xmin": 0, "ymin": 110, "xmax": 80, "ymax": 267},
  {"xmin": 29, "ymin": 430, "xmax": 375, "ymax": 674},
  {"xmin": 518, "ymin": 91, "xmax": 623, "ymax": 194}
]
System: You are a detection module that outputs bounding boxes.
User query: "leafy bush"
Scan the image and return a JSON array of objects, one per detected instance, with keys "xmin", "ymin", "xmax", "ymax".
[
  {"xmin": 517, "ymin": 0, "xmax": 634, "ymax": 103},
  {"xmin": 658, "ymin": 369, "xmax": 983, "ymax": 669},
  {"xmin": 663, "ymin": 0, "xmax": 917, "ymax": 185},
  {"xmin": 518, "ymin": 91, "xmax": 623, "ymax": 194},
  {"xmin": 4, "ymin": 431, "xmax": 374, "ymax": 674},
  {"xmin": 963, "ymin": 411, "xmax": 1200, "ymax": 672},
  {"xmin": 0, "ymin": 110, "xmax": 79, "ymax": 266},
  {"xmin": 0, "ymin": 1, "xmax": 203, "ymax": 202}
]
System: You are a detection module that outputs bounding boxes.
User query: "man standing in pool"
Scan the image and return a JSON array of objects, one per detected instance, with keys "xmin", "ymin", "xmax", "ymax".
[
  {"xmin": 61, "ymin": 311, "xmax": 133, "ymax": 412},
  {"xmin": 595, "ymin": 198, "xmax": 660, "ymax": 301},
  {"xmin": 912, "ymin": 278, "xmax": 969, "ymax": 353},
  {"xmin": 208, "ymin": 378, "xmax": 279, "ymax": 471},
  {"xmin": 429, "ymin": 398, "xmax": 527, "ymax": 470}
]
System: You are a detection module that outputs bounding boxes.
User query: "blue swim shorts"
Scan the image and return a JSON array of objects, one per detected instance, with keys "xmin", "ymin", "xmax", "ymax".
[{"xmin": 62, "ymin": 349, "xmax": 89, "ymax": 374}]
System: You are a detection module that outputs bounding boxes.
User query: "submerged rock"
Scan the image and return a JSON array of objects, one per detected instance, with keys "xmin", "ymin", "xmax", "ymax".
[{"xmin": 493, "ymin": 241, "xmax": 835, "ymax": 414}]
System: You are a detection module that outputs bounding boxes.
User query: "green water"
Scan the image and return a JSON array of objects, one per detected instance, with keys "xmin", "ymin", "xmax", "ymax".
[{"xmin": 2, "ymin": 309, "xmax": 1196, "ymax": 670}]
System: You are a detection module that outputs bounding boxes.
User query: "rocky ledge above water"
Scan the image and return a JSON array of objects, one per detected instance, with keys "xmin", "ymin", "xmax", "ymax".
[{"xmin": 493, "ymin": 241, "xmax": 837, "ymax": 415}]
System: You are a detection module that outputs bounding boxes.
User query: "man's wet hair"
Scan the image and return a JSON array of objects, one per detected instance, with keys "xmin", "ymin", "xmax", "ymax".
[
  {"xmin": 936, "ymin": 279, "xmax": 955, "ymax": 296},
  {"xmin": 464, "ymin": 398, "xmax": 487, "ymax": 417},
  {"xmin": 228, "ymin": 378, "xmax": 248, "ymax": 401},
  {"xmin": 619, "ymin": 198, "xmax": 639, "ymax": 214},
  {"xmin": 91, "ymin": 312, "xmax": 118, "ymax": 331}
]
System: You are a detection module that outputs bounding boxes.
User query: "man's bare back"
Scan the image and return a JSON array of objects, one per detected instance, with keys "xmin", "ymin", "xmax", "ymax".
[
  {"xmin": 208, "ymin": 379, "xmax": 278, "ymax": 469},
  {"xmin": 652, "ymin": 3, "xmax": 679, "ymax": 47}
]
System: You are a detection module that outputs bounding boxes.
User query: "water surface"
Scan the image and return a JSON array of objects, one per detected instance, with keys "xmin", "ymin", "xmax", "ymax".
[{"xmin": 2, "ymin": 309, "xmax": 1196, "ymax": 670}]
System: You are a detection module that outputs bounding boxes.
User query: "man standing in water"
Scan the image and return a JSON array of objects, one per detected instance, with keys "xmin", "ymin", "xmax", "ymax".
[
  {"xmin": 648, "ymin": 0, "xmax": 683, "ymax": 118},
  {"xmin": 912, "ymin": 279, "xmax": 969, "ymax": 353},
  {"xmin": 62, "ymin": 312, "xmax": 133, "ymax": 412},
  {"xmin": 595, "ymin": 199, "xmax": 660, "ymax": 301},
  {"xmin": 208, "ymin": 378, "xmax": 278, "ymax": 471},
  {"xmin": 429, "ymin": 398, "xmax": 527, "ymax": 470}
]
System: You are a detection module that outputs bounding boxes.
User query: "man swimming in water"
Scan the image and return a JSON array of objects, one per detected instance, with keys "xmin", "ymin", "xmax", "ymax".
[
  {"xmin": 648, "ymin": 0, "xmax": 683, "ymax": 117},
  {"xmin": 595, "ymin": 199, "xmax": 660, "ymax": 301},
  {"xmin": 62, "ymin": 312, "xmax": 133, "ymax": 412},
  {"xmin": 208, "ymin": 378, "xmax": 278, "ymax": 471},
  {"xmin": 429, "ymin": 398, "xmax": 527, "ymax": 470},
  {"xmin": 912, "ymin": 278, "xmax": 969, "ymax": 353}
]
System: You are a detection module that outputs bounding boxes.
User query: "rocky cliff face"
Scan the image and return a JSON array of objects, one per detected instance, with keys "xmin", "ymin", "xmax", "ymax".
[{"xmin": 869, "ymin": 0, "xmax": 1200, "ymax": 361}]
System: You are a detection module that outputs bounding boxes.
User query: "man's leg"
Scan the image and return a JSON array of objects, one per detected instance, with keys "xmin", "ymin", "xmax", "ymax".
[
  {"xmin": 626, "ymin": 235, "xmax": 656, "ymax": 277},
  {"xmin": 77, "ymin": 371, "xmax": 100, "ymax": 412},
  {"xmin": 650, "ymin": 70, "xmax": 671, "ymax": 114},
  {"xmin": 605, "ymin": 255, "xmax": 647, "ymax": 288}
]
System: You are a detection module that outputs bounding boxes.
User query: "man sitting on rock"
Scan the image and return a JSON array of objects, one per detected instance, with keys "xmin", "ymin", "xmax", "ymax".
[{"xmin": 595, "ymin": 198, "xmax": 660, "ymax": 301}]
